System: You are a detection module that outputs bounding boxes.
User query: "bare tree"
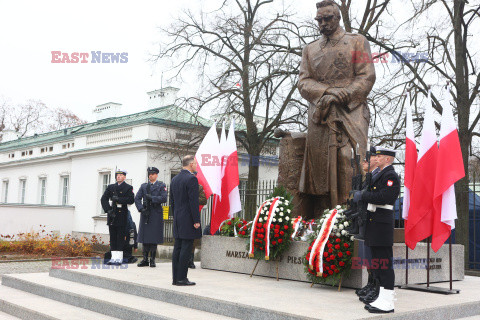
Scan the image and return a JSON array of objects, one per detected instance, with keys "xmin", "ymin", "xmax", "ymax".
[
  {"xmin": 0, "ymin": 99, "xmax": 87, "ymax": 142},
  {"xmin": 156, "ymin": 0, "xmax": 311, "ymax": 218},
  {"xmin": 47, "ymin": 108, "xmax": 87, "ymax": 131}
]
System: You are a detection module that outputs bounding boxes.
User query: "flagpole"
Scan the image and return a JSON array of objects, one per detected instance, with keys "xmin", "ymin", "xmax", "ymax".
[
  {"xmin": 405, "ymin": 243, "xmax": 409, "ymax": 285},
  {"xmin": 449, "ymin": 235, "xmax": 453, "ymax": 291},
  {"xmin": 427, "ymin": 236, "xmax": 430, "ymax": 288}
]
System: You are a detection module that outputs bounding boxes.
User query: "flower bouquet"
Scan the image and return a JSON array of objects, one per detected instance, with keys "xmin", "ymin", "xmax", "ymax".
[{"xmin": 304, "ymin": 206, "xmax": 354, "ymax": 286}]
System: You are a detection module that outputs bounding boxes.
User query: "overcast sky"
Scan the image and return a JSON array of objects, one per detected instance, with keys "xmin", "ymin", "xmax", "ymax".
[{"xmin": 0, "ymin": 0, "xmax": 315, "ymax": 123}]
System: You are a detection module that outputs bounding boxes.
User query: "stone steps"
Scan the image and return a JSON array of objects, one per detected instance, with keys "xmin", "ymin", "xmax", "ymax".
[
  {"xmin": 0, "ymin": 286, "xmax": 117, "ymax": 320},
  {"xmin": 49, "ymin": 268, "xmax": 311, "ymax": 320},
  {"xmin": 0, "ymin": 310, "xmax": 20, "ymax": 320},
  {"xmin": 1, "ymin": 273, "xmax": 237, "ymax": 320}
]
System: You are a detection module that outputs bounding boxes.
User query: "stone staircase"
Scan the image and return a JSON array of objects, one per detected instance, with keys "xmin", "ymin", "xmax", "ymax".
[
  {"xmin": 1, "ymin": 264, "xmax": 480, "ymax": 320},
  {"xmin": 0, "ymin": 270, "xmax": 243, "ymax": 320}
]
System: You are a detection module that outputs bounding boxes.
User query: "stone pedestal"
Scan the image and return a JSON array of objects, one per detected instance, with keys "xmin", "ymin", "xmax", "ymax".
[{"xmin": 201, "ymin": 236, "xmax": 464, "ymax": 288}]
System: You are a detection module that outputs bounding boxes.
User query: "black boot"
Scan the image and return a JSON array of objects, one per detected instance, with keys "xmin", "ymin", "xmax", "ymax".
[
  {"xmin": 137, "ymin": 247, "xmax": 149, "ymax": 267},
  {"xmin": 188, "ymin": 252, "xmax": 196, "ymax": 269},
  {"xmin": 356, "ymin": 272, "xmax": 374, "ymax": 296},
  {"xmin": 150, "ymin": 249, "xmax": 156, "ymax": 268},
  {"xmin": 360, "ymin": 279, "xmax": 379, "ymax": 304}
]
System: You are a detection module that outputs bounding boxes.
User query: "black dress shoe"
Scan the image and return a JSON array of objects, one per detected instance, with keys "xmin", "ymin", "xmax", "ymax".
[
  {"xmin": 360, "ymin": 290, "xmax": 379, "ymax": 304},
  {"xmin": 150, "ymin": 259, "xmax": 156, "ymax": 268},
  {"xmin": 176, "ymin": 279, "xmax": 196, "ymax": 286},
  {"xmin": 137, "ymin": 259, "xmax": 149, "ymax": 267},
  {"xmin": 364, "ymin": 304, "xmax": 394, "ymax": 313}
]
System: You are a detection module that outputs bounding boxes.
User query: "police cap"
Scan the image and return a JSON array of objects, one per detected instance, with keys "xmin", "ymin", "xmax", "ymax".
[{"xmin": 147, "ymin": 167, "xmax": 159, "ymax": 174}]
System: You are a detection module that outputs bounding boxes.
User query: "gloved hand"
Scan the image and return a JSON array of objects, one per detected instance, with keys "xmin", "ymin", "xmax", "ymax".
[
  {"xmin": 353, "ymin": 191, "xmax": 362, "ymax": 203},
  {"xmin": 145, "ymin": 194, "xmax": 152, "ymax": 201},
  {"xmin": 112, "ymin": 195, "xmax": 119, "ymax": 202}
]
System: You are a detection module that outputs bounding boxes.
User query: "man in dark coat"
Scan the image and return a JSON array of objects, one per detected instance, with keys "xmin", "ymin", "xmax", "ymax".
[
  {"xmin": 170, "ymin": 155, "xmax": 201, "ymax": 286},
  {"xmin": 135, "ymin": 167, "xmax": 168, "ymax": 267},
  {"xmin": 353, "ymin": 147, "xmax": 400, "ymax": 314},
  {"xmin": 100, "ymin": 169, "xmax": 135, "ymax": 265}
]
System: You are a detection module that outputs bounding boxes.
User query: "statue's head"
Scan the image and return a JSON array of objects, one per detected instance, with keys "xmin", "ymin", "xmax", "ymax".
[{"xmin": 315, "ymin": 0, "xmax": 341, "ymax": 36}]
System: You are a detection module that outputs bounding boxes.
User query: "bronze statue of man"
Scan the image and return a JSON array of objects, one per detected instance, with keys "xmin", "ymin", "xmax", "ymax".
[{"xmin": 298, "ymin": 0, "xmax": 376, "ymax": 216}]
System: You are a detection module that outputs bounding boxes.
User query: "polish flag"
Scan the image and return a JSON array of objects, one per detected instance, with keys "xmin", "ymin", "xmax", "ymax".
[
  {"xmin": 211, "ymin": 120, "xmax": 241, "ymax": 234},
  {"xmin": 195, "ymin": 123, "xmax": 221, "ymax": 201},
  {"xmin": 402, "ymin": 92, "xmax": 418, "ymax": 224},
  {"xmin": 405, "ymin": 90, "xmax": 438, "ymax": 250},
  {"xmin": 431, "ymin": 86, "xmax": 465, "ymax": 252}
]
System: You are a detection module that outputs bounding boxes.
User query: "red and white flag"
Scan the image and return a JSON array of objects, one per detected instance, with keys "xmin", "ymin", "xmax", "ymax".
[
  {"xmin": 431, "ymin": 85, "xmax": 465, "ymax": 252},
  {"xmin": 195, "ymin": 123, "xmax": 221, "ymax": 201},
  {"xmin": 405, "ymin": 90, "xmax": 438, "ymax": 250},
  {"xmin": 211, "ymin": 120, "xmax": 241, "ymax": 234},
  {"xmin": 402, "ymin": 92, "xmax": 418, "ymax": 223}
]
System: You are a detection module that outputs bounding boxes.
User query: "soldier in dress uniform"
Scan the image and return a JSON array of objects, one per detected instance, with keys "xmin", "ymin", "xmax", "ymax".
[
  {"xmin": 135, "ymin": 167, "xmax": 168, "ymax": 268},
  {"xmin": 101, "ymin": 169, "xmax": 135, "ymax": 265},
  {"xmin": 353, "ymin": 147, "xmax": 400, "ymax": 314}
]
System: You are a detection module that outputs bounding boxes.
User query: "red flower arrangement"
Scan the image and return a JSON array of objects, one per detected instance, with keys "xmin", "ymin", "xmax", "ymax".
[
  {"xmin": 219, "ymin": 217, "xmax": 250, "ymax": 237},
  {"xmin": 304, "ymin": 207, "xmax": 354, "ymax": 285},
  {"xmin": 247, "ymin": 195, "xmax": 294, "ymax": 260}
]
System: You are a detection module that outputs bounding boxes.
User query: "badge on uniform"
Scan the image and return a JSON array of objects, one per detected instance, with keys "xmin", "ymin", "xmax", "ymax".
[{"xmin": 387, "ymin": 180, "xmax": 393, "ymax": 186}]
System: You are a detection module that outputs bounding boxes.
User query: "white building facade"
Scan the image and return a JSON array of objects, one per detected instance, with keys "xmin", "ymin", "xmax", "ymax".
[{"xmin": 0, "ymin": 88, "xmax": 279, "ymax": 238}]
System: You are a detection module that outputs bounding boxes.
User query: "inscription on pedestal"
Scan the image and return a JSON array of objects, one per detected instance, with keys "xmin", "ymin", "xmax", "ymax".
[{"xmin": 202, "ymin": 236, "xmax": 464, "ymax": 289}]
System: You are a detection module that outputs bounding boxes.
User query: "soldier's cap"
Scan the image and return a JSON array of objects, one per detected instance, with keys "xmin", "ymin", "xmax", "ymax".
[
  {"xmin": 375, "ymin": 147, "xmax": 396, "ymax": 157},
  {"xmin": 115, "ymin": 169, "xmax": 127, "ymax": 175},
  {"xmin": 147, "ymin": 167, "xmax": 159, "ymax": 174}
]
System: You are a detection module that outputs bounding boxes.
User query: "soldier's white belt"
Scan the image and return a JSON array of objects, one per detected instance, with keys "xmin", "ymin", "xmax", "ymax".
[
  {"xmin": 367, "ymin": 203, "xmax": 393, "ymax": 212},
  {"xmin": 116, "ymin": 204, "xmax": 122, "ymax": 208}
]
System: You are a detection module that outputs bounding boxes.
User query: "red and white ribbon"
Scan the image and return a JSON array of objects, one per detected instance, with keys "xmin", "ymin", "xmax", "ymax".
[
  {"xmin": 309, "ymin": 209, "xmax": 338, "ymax": 276},
  {"xmin": 263, "ymin": 197, "xmax": 281, "ymax": 260},
  {"xmin": 291, "ymin": 216, "xmax": 303, "ymax": 240},
  {"xmin": 248, "ymin": 201, "xmax": 268, "ymax": 257}
]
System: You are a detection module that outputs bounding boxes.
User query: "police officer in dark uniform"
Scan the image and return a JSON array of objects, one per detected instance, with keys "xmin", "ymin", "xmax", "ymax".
[
  {"xmin": 353, "ymin": 147, "xmax": 400, "ymax": 314},
  {"xmin": 170, "ymin": 155, "xmax": 201, "ymax": 286},
  {"xmin": 101, "ymin": 169, "xmax": 135, "ymax": 265},
  {"xmin": 135, "ymin": 167, "xmax": 168, "ymax": 268}
]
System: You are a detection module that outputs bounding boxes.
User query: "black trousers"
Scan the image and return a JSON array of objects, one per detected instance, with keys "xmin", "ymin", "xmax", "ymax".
[
  {"xmin": 143, "ymin": 243, "xmax": 157, "ymax": 253},
  {"xmin": 370, "ymin": 246, "xmax": 394, "ymax": 290},
  {"xmin": 172, "ymin": 238, "xmax": 194, "ymax": 282},
  {"xmin": 109, "ymin": 225, "xmax": 126, "ymax": 251}
]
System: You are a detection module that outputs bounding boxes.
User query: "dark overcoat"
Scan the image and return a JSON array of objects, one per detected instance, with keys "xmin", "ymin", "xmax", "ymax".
[
  {"xmin": 362, "ymin": 165, "xmax": 400, "ymax": 247},
  {"xmin": 135, "ymin": 181, "xmax": 168, "ymax": 244},
  {"xmin": 100, "ymin": 182, "xmax": 135, "ymax": 227},
  {"xmin": 170, "ymin": 169, "xmax": 201, "ymax": 240}
]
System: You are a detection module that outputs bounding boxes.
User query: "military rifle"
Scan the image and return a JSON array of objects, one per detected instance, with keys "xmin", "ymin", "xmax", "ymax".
[
  {"xmin": 143, "ymin": 169, "xmax": 153, "ymax": 225},
  {"xmin": 108, "ymin": 184, "xmax": 118, "ymax": 226}
]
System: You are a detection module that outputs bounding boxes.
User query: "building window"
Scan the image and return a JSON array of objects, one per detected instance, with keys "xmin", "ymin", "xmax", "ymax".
[
  {"xmin": 49, "ymin": 146, "xmax": 53, "ymax": 152},
  {"xmin": 19, "ymin": 179, "xmax": 26, "ymax": 204},
  {"xmin": 39, "ymin": 178, "xmax": 47, "ymax": 205},
  {"xmin": 62, "ymin": 176, "xmax": 69, "ymax": 205},
  {"xmin": 2, "ymin": 181, "xmax": 8, "ymax": 203},
  {"xmin": 99, "ymin": 173, "xmax": 111, "ymax": 214}
]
